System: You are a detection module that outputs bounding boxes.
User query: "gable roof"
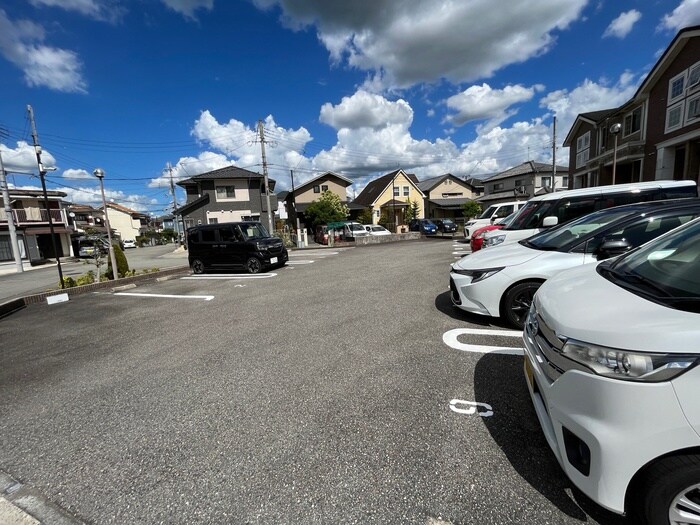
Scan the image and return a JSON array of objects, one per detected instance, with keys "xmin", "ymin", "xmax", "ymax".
[
  {"xmin": 292, "ymin": 171, "xmax": 352, "ymax": 194},
  {"xmin": 174, "ymin": 193, "xmax": 210, "ymax": 216},
  {"xmin": 103, "ymin": 202, "xmax": 147, "ymax": 218},
  {"xmin": 563, "ymin": 109, "xmax": 617, "ymax": 146},
  {"xmin": 635, "ymin": 26, "xmax": 700, "ymax": 98},
  {"xmin": 178, "ymin": 165, "xmax": 276, "ymax": 188},
  {"xmin": 353, "ymin": 170, "xmax": 422, "ymax": 207},
  {"xmin": 484, "ymin": 161, "xmax": 568, "ymax": 183},
  {"xmin": 416, "ymin": 173, "xmax": 474, "ymax": 193}
]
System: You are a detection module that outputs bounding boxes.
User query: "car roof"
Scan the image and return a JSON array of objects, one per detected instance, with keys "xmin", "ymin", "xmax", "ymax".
[
  {"xmin": 587, "ymin": 197, "xmax": 700, "ymax": 216},
  {"xmin": 527, "ymin": 180, "xmax": 696, "ymax": 202}
]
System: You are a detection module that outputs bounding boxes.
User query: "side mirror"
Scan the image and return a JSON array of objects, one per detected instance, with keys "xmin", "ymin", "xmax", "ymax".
[
  {"xmin": 596, "ymin": 239, "xmax": 631, "ymax": 260},
  {"xmin": 542, "ymin": 216, "xmax": 558, "ymax": 228}
]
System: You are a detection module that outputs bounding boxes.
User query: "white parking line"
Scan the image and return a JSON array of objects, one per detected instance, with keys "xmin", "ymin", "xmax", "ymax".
[
  {"xmin": 286, "ymin": 260, "xmax": 315, "ymax": 264},
  {"xmin": 442, "ymin": 328, "xmax": 524, "ymax": 355},
  {"xmin": 289, "ymin": 251, "xmax": 338, "ymax": 256},
  {"xmin": 114, "ymin": 292, "xmax": 214, "ymax": 301},
  {"xmin": 181, "ymin": 273, "xmax": 278, "ymax": 280}
]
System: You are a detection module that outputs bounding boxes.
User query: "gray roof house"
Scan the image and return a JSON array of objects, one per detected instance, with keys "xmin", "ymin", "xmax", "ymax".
[{"xmin": 478, "ymin": 161, "xmax": 569, "ymax": 204}]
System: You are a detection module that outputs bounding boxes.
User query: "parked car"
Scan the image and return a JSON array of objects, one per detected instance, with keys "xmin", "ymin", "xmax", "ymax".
[
  {"xmin": 314, "ymin": 225, "xmax": 339, "ymax": 245},
  {"xmin": 463, "ymin": 200, "xmax": 527, "ymax": 239},
  {"xmin": 77, "ymin": 238, "xmax": 109, "ymax": 258},
  {"xmin": 482, "ymin": 179, "xmax": 697, "ymax": 249},
  {"xmin": 364, "ymin": 224, "xmax": 391, "ymax": 236},
  {"xmin": 409, "ymin": 219, "xmax": 438, "ymax": 235},
  {"xmin": 435, "ymin": 219, "xmax": 457, "ymax": 233},
  {"xmin": 523, "ymin": 215, "xmax": 700, "ymax": 524},
  {"xmin": 123, "ymin": 239, "xmax": 136, "ymax": 249},
  {"xmin": 470, "ymin": 212, "xmax": 517, "ymax": 252},
  {"xmin": 450, "ymin": 198, "xmax": 700, "ymax": 328},
  {"xmin": 187, "ymin": 221, "xmax": 288, "ymax": 274},
  {"xmin": 326, "ymin": 221, "xmax": 370, "ymax": 241}
]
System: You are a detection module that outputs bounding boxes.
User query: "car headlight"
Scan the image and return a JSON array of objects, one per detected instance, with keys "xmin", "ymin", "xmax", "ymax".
[
  {"xmin": 475, "ymin": 230, "xmax": 490, "ymax": 239},
  {"xmin": 561, "ymin": 339, "xmax": 699, "ymax": 382},
  {"xmin": 256, "ymin": 243, "xmax": 269, "ymax": 252},
  {"xmin": 451, "ymin": 267, "xmax": 504, "ymax": 283},
  {"xmin": 484, "ymin": 234, "xmax": 506, "ymax": 247}
]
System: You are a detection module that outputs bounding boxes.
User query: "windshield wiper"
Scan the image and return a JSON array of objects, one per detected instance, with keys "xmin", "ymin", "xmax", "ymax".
[{"xmin": 601, "ymin": 267, "xmax": 672, "ymax": 298}]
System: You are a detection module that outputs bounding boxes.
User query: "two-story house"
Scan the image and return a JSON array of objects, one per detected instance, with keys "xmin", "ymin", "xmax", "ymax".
[
  {"xmin": 565, "ymin": 26, "xmax": 700, "ymax": 188},
  {"xmin": 175, "ymin": 166, "xmax": 278, "ymax": 231},
  {"xmin": 101, "ymin": 202, "xmax": 148, "ymax": 242},
  {"xmin": 283, "ymin": 171, "xmax": 354, "ymax": 225},
  {"xmin": 0, "ymin": 188, "xmax": 72, "ymax": 263},
  {"xmin": 416, "ymin": 173, "xmax": 480, "ymax": 222},
  {"xmin": 478, "ymin": 161, "xmax": 569, "ymax": 206},
  {"xmin": 353, "ymin": 169, "xmax": 425, "ymax": 230}
]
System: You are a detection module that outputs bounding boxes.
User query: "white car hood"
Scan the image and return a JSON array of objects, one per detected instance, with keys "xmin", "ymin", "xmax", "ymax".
[
  {"xmin": 454, "ymin": 241, "xmax": 541, "ymax": 270},
  {"xmin": 536, "ymin": 264, "xmax": 700, "ymax": 353}
]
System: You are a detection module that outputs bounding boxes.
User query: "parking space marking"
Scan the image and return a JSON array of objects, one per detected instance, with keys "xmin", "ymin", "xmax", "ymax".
[
  {"xmin": 286, "ymin": 260, "xmax": 315, "ymax": 265},
  {"xmin": 289, "ymin": 251, "xmax": 338, "ymax": 256},
  {"xmin": 443, "ymin": 328, "xmax": 524, "ymax": 355},
  {"xmin": 449, "ymin": 399, "xmax": 494, "ymax": 417},
  {"xmin": 181, "ymin": 273, "xmax": 278, "ymax": 280},
  {"xmin": 114, "ymin": 292, "xmax": 215, "ymax": 301}
]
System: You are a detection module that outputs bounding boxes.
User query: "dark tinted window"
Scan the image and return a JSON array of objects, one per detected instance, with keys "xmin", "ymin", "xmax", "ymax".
[
  {"xmin": 201, "ymin": 229, "xmax": 216, "ymax": 242},
  {"xmin": 219, "ymin": 226, "xmax": 236, "ymax": 242}
]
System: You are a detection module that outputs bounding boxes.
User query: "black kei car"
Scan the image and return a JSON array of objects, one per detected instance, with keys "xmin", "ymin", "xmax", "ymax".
[
  {"xmin": 187, "ymin": 221, "xmax": 288, "ymax": 274},
  {"xmin": 435, "ymin": 219, "xmax": 457, "ymax": 233}
]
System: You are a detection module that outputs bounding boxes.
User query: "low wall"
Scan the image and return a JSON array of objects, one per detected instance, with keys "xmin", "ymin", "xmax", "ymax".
[{"xmin": 354, "ymin": 232, "xmax": 421, "ymax": 246}]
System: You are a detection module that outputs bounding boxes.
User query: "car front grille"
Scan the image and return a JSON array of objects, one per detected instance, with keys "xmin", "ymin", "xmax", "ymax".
[
  {"xmin": 526, "ymin": 307, "xmax": 568, "ymax": 382},
  {"xmin": 449, "ymin": 277, "xmax": 461, "ymax": 305}
]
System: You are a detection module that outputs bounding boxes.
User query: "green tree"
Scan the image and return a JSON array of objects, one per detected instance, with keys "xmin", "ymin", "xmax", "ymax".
[
  {"xmin": 378, "ymin": 210, "xmax": 393, "ymax": 230},
  {"xmin": 105, "ymin": 244, "xmax": 130, "ymax": 279},
  {"xmin": 405, "ymin": 199, "xmax": 420, "ymax": 222},
  {"xmin": 357, "ymin": 208, "xmax": 373, "ymax": 225},
  {"xmin": 304, "ymin": 191, "xmax": 349, "ymax": 227},
  {"xmin": 462, "ymin": 201, "xmax": 483, "ymax": 220}
]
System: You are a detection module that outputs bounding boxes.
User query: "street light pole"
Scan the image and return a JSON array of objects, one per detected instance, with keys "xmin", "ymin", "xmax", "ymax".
[
  {"xmin": 94, "ymin": 168, "xmax": 119, "ymax": 280},
  {"xmin": 610, "ymin": 123, "xmax": 622, "ymax": 186}
]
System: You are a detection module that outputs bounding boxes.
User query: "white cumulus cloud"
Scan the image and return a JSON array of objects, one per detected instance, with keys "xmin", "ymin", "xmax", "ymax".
[
  {"xmin": 62, "ymin": 168, "xmax": 94, "ymax": 179},
  {"xmin": 0, "ymin": 141, "xmax": 57, "ymax": 173},
  {"xmin": 160, "ymin": 0, "xmax": 214, "ymax": 19},
  {"xmin": 28, "ymin": 0, "xmax": 125, "ymax": 22},
  {"xmin": 659, "ymin": 0, "xmax": 700, "ymax": 31},
  {"xmin": 0, "ymin": 9, "xmax": 87, "ymax": 93},
  {"xmin": 603, "ymin": 10, "xmax": 641, "ymax": 39},
  {"xmin": 319, "ymin": 90, "xmax": 413, "ymax": 130}
]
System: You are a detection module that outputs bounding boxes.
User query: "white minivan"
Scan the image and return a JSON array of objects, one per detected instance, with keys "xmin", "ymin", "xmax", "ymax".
[
  {"xmin": 482, "ymin": 180, "xmax": 697, "ymax": 249},
  {"xmin": 463, "ymin": 200, "xmax": 526, "ymax": 238},
  {"xmin": 523, "ymin": 217, "xmax": 700, "ymax": 524}
]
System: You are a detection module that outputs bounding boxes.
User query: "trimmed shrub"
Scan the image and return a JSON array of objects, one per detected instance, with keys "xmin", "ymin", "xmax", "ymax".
[{"xmin": 105, "ymin": 245, "xmax": 130, "ymax": 279}]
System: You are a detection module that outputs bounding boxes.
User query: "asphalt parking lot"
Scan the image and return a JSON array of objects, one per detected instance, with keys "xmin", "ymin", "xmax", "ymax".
[{"xmin": 0, "ymin": 239, "xmax": 627, "ymax": 524}]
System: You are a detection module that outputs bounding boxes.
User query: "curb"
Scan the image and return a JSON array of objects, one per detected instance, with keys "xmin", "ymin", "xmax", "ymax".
[
  {"xmin": 1, "ymin": 470, "xmax": 84, "ymax": 525},
  {"xmin": 0, "ymin": 265, "xmax": 190, "ymax": 319}
]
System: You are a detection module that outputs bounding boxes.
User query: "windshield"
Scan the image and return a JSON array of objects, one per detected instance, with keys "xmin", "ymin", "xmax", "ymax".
[
  {"xmin": 371, "ymin": 226, "xmax": 385, "ymax": 232},
  {"xmin": 239, "ymin": 223, "xmax": 270, "ymax": 240},
  {"xmin": 525, "ymin": 208, "xmax": 633, "ymax": 251},
  {"xmin": 478, "ymin": 205, "xmax": 497, "ymax": 220},
  {"xmin": 442, "ymin": 219, "xmax": 455, "ymax": 224},
  {"xmin": 496, "ymin": 212, "xmax": 517, "ymax": 227},
  {"xmin": 505, "ymin": 201, "xmax": 552, "ymax": 230},
  {"xmin": 600, "ymin": 218, "xmax": 700, "ymax": 312},
  {"xmin": 349, "ymin": 224, "xmax": 364, "ymax": 231}
]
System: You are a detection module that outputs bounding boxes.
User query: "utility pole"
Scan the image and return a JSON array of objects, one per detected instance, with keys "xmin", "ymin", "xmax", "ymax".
[
  {"xmin": 167, "ymin": 162, "xmax": 180, "ymax": 244},
  {"xmin": 290, "ymin": 169, "xmax": 303, "ymax": 248},
  {"xmin": 28, "ymin": 105, "xmax": 64, "ymax": 287},
  {"xmin": 551, "ymin": 116, "xmax": 557, "ymax": 191},
  {"xmin": 0, "ymin": 132, "xmax": 23, "ymax": 273},
  {"xmin": 257, "ymin": 120, "xmax": 274, "ymax": 233}
]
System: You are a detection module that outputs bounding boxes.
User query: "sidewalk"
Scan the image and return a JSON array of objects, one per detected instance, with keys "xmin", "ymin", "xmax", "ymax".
[
  {"xmin": 0, "ymin": 260, "xmax": 57, "ymax": 278},
  {"xmin": 1, "ymin": 471, "xmax": 83, "ymax": 524}
]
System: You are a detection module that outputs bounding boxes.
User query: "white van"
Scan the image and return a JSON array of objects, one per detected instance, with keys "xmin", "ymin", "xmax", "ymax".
[
  {"xmin": 523, "ymin": 216, "xmax": 700, "ymax": 523},
  {"xmin": 482, "ymin": 180, "xmax": 697, "ymax": 248},
  {"xmin": 463, "ymin": 200, "xmax": 527, "ymax": 238}
]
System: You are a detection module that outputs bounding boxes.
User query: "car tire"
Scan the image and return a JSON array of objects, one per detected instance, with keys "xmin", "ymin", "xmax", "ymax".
[
  {"xmin": 633, "ymin": 455, "xmax": 700, "ymax": 525},
  {"xmin": 246, "ymin": 257, "xmax": 262, "ymax": 274},
  {"xmin": 191, "ymin": 258, "xmax": 205, "ymax": 274},
  {"xmin": 502, "ymin": 281, "xmax": 541, "ymax": 329}
]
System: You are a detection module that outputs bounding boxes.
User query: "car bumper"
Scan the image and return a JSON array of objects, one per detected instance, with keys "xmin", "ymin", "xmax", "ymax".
[
  {"xmin": 522, "ymin": 324, "xmax": 700, "ymax": 514},
  {"xmin": 449, "ymin": 271, "xmax": 508, "ymax": 317}
]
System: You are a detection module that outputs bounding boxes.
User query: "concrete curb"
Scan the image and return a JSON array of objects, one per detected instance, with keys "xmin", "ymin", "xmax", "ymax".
[
  {"xmin": 0, "ymin": 265, "xmax": 190, "ymax": 319},
  {"xmin": 1, "ymin": 470, "xmax": 84, "ymax": 524}
]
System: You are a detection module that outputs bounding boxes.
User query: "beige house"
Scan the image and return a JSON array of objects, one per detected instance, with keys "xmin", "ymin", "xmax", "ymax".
[
  {"xmin": 283, "ymin": 172, "xmax": 353, "ymax": 225},
  {"xmin": 416, "ymin": 173, "xmax": 480, "ymax": 222},
  {"xmin": 353, "ymin": 169, "xmax": 425, "ymax": 229},
  {"xmin": 102, "ymin": 202, "xmax": 148, "ymax": 242}
]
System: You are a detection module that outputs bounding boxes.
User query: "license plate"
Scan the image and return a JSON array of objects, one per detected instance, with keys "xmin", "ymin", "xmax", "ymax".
[
  {"xmin": 270, "ymin": 257, "xmax": 278, "ymax": 264},
  {"xmin": 524, "ymin": 357, "xmax": 534, "ymax": 389}
]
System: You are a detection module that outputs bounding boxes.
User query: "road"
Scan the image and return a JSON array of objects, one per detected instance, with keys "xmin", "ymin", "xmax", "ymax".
[
  {"xmin": 0, "ymin": 244, "xmax": 188, "ymax": 303},
  {"xmin": 0, "ymin": 239, "xmax": 625, "ymax": 524}
]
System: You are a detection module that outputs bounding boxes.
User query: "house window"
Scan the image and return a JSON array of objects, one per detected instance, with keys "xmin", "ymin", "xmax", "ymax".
[
  {"xmin": 321, "ymin": 185, "xmax": 329, "ymax": 192},
  {"xmin": 313, "ymin": 185, "xmax": 320, "ymax": 193},
  {"xmin": 666, "ymin": 102, "xmax": 684, "ymax": 133},
  {"xmin": 576, "ymin": 149, "xmax": 590, "ymax": 168},
  {"xmin": 576, "ymin": 131, "xmax": 590, "ymax": 151},
  {"xmin": 562, "ymin": 176, "xmax": 569, "ymax": 187},
  {"xmin": 403, "ymin": 186, "xmax": 409, "ymax": 197},
  {"xmin": 492, "ymin": 182, "xmax": 504, "ymax": 191},
  {"xmin": 689, "ymin": 62, "xmax": 700, "ymax": 91},
  {"xmin": 514, "ymin": 179, "xmax": 523, "ymax": 187},
  {"xmin": 208, "ymin": 218, "xmax": 218, "ymax": 224},
  {"xmin": 686, "ymin": 95, "xmax": 700, "ymax": 123},
  {"xmin": 541, "ymin": 176, "xmax": 552, "ymax": 188},
  {"xmin": 623, "ymin": 107, "xmax": 642, "ymax": 136},
  {"xmin": 216, "ymin": 185, "xmax": 236, "ymax": 199},
  {"xmin": 393, "ymin": 186, "xmax": 400, "ymax": 197},
  {"xmin": 669, "ymin": 72, "xmax": 686, "ymax": 103}
]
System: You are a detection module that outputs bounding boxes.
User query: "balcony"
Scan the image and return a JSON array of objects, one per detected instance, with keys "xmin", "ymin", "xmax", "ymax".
[{"xmin": 0, "ymin": 207, "xmax": 68, "ymax": 226}]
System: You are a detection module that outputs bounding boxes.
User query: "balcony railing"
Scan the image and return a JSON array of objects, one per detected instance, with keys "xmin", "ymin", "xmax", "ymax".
[{"xmin": 0, "ymin": 207, "xmax": 68, "ymax": 225}]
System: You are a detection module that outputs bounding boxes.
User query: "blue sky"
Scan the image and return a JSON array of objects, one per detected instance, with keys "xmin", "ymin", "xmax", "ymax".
[{"xmin": 0, "ymin": 0, "xmax": 698, "ymax": 215}]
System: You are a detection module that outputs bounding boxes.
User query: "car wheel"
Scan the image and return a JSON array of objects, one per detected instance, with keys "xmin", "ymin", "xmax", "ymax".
[
  {"xmin": 191, "ymin": 258, "xmax": 205, "ymax": 274},
  {"xmin": 503, "ymin": 281, "xmax": 541, "ymax": 329},
  {"xmin": 246, "ymin": 257, "xmax": 262, "ymax": 274},
  {"xmin": 634, "ymin": 455, "xmax": 700, "ymax": 525}
]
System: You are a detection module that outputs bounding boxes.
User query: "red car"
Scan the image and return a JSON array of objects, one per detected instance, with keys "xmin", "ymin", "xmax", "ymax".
[{"xmin": 470, "ymin": 224, "xmax": 504, "ymax": 252}]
